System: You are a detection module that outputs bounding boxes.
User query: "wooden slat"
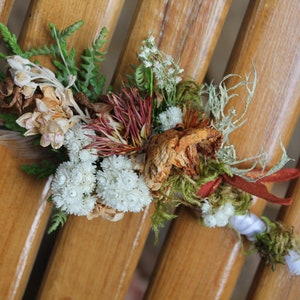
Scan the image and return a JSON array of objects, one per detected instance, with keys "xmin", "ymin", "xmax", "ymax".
[
  {"xmin": 37, "ymin": 1, "xmax": 232, "ymax": 299},
  {"xmin": 145, "ymin": 0, "xmax": 300, "ymax": 299},
  {"xmin": 248, "ymin": 159, "xmax": 300, "ymax": 299},
  {"xmin": 18, "ymin": 0, "xmax": 126, "ymax": 66},
  {"xmin": 0, "ymin": 147, "xmax": 52, "ymax": 299},
  {"xmin": 0, "ymin": 0, "xmax": 15, "ymax": 24},
  {"xmin": 0, "ymin": 4, "xmax": 53, "ymax": 295}
]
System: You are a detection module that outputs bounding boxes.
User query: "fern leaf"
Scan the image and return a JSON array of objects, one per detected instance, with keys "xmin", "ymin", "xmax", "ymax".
[
  {"xmin": 48, "ymin": 209, "xmax": 68, "ymax": 234},
  {"xmin": 23, "ymin": 44, "xmax": 59, "ymax": 59},
  {"xmin": 0, "ymin": 113, "xmax": 26, "ymax": 133},
  {"xmin": 21, "ymin": 160, "xmax": 58, "ymax": 179},
  {"xmin": 47, "ymin": 22, "xmax": 80, "ymax": 88},
  {"xmin": 59, "ymin": 20, "xmax": 84, "ymax": 39},
  {"xmin": 134, "ymin": 64, "xmax": 153, "ymax": 92},
  {"xmin": 77, "ymin": 27, "xmax": 108, "ymax": 101},
  {"xmin": 0, "ymin": 23, "xmax": 23, "ymax": 56},
  {"xmin": 93, "ymin": 27, "xmax": 108, "ymax": 50}
]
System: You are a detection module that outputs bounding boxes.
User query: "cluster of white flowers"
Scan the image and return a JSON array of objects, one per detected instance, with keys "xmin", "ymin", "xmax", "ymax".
[
  {"xmin": 138, "ymin": 35, "xmax": 183, "ymax": 94},
  {"xmin": 201, "ymin": 200, "xmax": 235, "ymax": 228},
  {"xmin": 51, "ymin": 123, "xmax": 98, "ymax": 215},
  {"xmin": 158, "ymin": 106, "xmax": 183, "ymax": 131},
  {"xmin": 96, "ymin": 155, "xmax": 152, "ymax": 212},
  {"xmin": 63, "ymin": 122, "xmax": 97, "ymax": 163}
]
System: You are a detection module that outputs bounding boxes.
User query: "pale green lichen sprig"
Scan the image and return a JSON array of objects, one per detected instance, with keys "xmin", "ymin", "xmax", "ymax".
[
  {"xmin": 201, "ymin": 69, "xmax": 292, "ymax": 181},
  {"xmin": 203, "ymin": 70, "xmax": 257, "ymax": 148}
]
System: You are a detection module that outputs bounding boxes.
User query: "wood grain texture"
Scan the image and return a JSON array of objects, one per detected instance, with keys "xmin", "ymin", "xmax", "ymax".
[
  {"xmin": 248, "ymin": 159, "xmax": 300, "ymax": 300},
  {"xmin": 18, "ymin": 0, "xmax": 126, "ymax": 66},
  {"xmin": 0, "ymin": 0, "xmax": 15, "ymax": 23},
  {"xmin": 0, "ymin": 147, "xmax": 52, "ymax": 299},
  {"xmin": 38, "ymin": 1, "xmax": 232, "ymax": 299},
  {"xmin": 145, "ymin": 0, "xmax": 300, "ymax": 299},
  {"xmin": 39, "ymin": 207, "xmax": 153, "ymax": 299}
]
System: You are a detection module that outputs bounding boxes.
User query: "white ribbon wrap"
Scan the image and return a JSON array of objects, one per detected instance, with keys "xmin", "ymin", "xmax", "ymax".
[{"xmin": 229, "ymin": 213, "xmax": 300, "ymax": 275}]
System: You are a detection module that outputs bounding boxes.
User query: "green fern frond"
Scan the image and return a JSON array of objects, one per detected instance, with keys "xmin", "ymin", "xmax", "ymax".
[
  {"xmin": 58, "ymin": 20, "xmax": 84, "ymax": 39},
  {"xmin": 0, "ymin": 23, "xmax": 23, "ymax": 57},
  {"xmin": 23, "ymin": 44, "xmax": 59, "ymax": 59},
  {"xmin": 52, "ymin": 48, "xmax": 78, "ymax": 85},
  {"xmin": 47, "ymin": 22, "xmax": 80, "ymax": 88},
  {"xmin": 134, "ymin": 64, "xmax": 153, "ymax": 94},
  {"xmin": 0, "ymin": 113, "xmax": 26, "ymax": 133},
  {"xmin": 77, "ymin": 27, "xmax": 108, "ymax": 101},
  {"xmin": 48, "ymin": 209, "xmax": 68, "ymax": 234},
  {"xmin": 21, "ymin": 160, "xmax": 57, "ymax": 179}
]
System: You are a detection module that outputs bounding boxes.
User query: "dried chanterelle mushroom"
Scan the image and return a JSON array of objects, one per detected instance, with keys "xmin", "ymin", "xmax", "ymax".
[{"xmin": 144, "ymin": 126, "xmax": 222, "ymax": 191}]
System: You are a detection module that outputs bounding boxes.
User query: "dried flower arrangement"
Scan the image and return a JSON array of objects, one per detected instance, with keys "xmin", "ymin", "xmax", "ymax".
[{"xmin": 0, "ymin": 21, "xmax": 299, "ymax": 274}]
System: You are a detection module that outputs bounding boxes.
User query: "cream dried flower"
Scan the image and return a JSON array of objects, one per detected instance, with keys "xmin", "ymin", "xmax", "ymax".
[
  {"xmin": 16, "ymin": 86, "xmax": 79, "ymax": 149},
  {"xmin": 8, "ymin": 56, "xmax": 89, "ymax": 148}
]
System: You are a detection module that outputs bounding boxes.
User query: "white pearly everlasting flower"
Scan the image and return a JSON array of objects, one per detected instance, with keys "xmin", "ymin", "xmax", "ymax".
[
  {"xmin": 63, "ymin": 122, "xmax": 97, "ymax": 163},
  {"xmin": 158, "ymin": 106, "xmax": 183, "ymax": 131},
  {"xmin": 96, "ymin": 155, "xmax": 152, "ymax": 212},
  {"xmin": 51, "ymin": 161, "xmax": 97, "ymax": 215},
  {"xmin": 51, "ymin": 122, "xmax": 100, "ymax": 215},
  {"xmin": 202, "ymin": 201, "xmax": 235, "ymax": 228},
  {"xmin": 203, "ymin": 215, "xmax": 217, "ymax": 227}
]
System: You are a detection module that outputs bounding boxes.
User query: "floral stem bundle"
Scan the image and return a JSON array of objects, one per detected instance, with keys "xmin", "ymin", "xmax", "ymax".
[{"xmin": 0, "ymin": 21, "xmax": 299, "ymax": 274}]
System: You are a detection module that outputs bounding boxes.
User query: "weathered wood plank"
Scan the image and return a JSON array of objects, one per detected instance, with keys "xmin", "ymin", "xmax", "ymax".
[
  {"xmin": 145, "ymin": 0, "xmax": 300, "ymax": 299},
  {"xmin": 0, "ymin": 147, "xmax": 52, "ymax": 299},
  {"xmin": 0, "ymin": 0, "xmax": 15, "ymax": 24}
]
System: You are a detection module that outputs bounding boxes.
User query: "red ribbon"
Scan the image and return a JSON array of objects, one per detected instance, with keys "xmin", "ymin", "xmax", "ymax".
[{"xmin": 197, "ymin": 168, "xmax": 300, "ymax": 205}]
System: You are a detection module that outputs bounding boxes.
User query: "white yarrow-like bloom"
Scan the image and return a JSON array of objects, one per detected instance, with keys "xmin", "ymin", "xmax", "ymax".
[
  {"xmin": 202, "ymin": 201, "xmax": 235, "ymax": 228},
  {"xmin": 138, "ymin": 35, "xmax": 183, "ymax": 96},
  {"xmin": 96, "ymin": 155, "xmax": 152, "ymax": 212},
  {"xmin": 158, "ymin": 106, "xmax": 183, "ymax": 131}
]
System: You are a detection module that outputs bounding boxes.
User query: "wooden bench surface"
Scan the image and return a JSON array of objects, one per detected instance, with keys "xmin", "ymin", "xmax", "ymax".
[{"xmin": 0, "ymin": 1, "xmax": 299, "ymax": 299}]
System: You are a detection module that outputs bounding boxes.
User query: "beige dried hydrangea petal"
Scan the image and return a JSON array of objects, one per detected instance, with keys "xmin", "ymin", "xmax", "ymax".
[{"xmin": 87, "ymin": 202, "xmax": 124, "ymax": 221}]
